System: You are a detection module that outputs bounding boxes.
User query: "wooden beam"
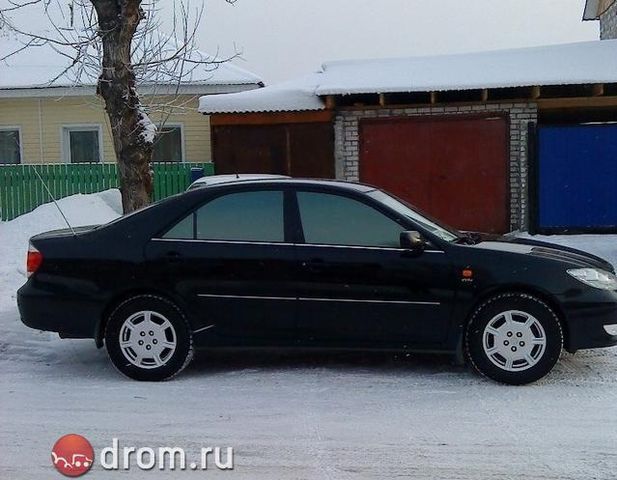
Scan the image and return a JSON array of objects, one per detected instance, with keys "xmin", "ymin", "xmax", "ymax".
[
  {"xmin": 210, "ymin": 110, "xmax": 334, "ymax": 126},
  {"xmin": 481, "ymin": 89, "xmax": 489, "ymax": 102},
  {"xmin": 430, "ymin": 92, "xmax": 437, "ymax": 104},
  {"xmin": 537, "ymin": 96, "xmax": 617, "ymax": 110},
  {"xmin": 592, "ymin": 83, "xmax": 605, "ymax": 97},
  {"xmin": 531, "ymin": 86, "xmax": 541, "ymax": 100},
  {"xmin": 378, "ymin": 93, "xmax": 386, "ymax": 107},
  {"xmin": 325, "ymin": 95, "xmax": 336, "ymax": 110}
]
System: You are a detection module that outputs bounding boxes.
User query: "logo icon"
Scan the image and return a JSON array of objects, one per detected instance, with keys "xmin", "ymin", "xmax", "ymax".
[{"xmin": 51, "ymin": 434, "xmax": 94, "ymax": 477}]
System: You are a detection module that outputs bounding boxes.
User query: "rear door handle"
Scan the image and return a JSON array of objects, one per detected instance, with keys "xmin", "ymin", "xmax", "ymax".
[{"xmin": 302, "ymin": 258, "xmax": 325, "ymax": 273}]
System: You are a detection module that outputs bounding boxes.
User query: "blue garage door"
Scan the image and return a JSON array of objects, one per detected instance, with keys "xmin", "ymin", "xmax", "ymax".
[{"xmin": 538, "ymin": 124, "xmax": 617, "ymax": 231}]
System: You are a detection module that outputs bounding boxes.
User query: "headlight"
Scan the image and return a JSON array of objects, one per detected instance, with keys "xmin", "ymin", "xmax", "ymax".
[{"xmin": 567, "ymin": 268, "xmax": 617, "ymax": 290}]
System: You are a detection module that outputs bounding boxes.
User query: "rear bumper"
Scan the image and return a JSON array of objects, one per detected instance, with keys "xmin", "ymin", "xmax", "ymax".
[
  {"xmin": 17, "ymin": 280, "xmax": 101, "ymax": 339},
  {"xmin": 561, "ymin": 290, "xmax": 617, "ymax": 352}
]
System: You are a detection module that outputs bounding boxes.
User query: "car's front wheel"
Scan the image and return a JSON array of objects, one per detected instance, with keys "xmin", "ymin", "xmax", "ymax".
[
  {"xmin": 465, "ymin": 293, "xmax": 563, "ymax": 385},
  {"xmin": 105, "ymin": 295, "xmax": 193, "ymax": 381}
]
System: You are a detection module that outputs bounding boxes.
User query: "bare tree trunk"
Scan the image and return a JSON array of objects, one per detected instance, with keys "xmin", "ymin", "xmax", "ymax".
[{"xmin": 92, "ymin": 0, "xmax": 154, "ymax": 214}]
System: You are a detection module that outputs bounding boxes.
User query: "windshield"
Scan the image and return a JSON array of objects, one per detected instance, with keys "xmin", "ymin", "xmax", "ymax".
[{"xmin": 367, "ymin": 190, "xmax": 460, "ymax": 242}]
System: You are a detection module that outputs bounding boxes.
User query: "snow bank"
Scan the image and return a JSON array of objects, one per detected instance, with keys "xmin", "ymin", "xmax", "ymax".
[{"xmin": 0, "ymin": 189, "xmax": 122, "ymax": 305}]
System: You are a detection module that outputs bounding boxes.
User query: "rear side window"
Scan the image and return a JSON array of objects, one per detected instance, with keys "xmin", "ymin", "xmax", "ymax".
[
  {"xmin": 164, "ymin": 214, "xmax": 194, "ymax": 239},
  {"xmin": 164, "ymin": 190, "xmax": 285, "ymax": 242},
  {"xmin": 297, "ymin": 191, "xmax": 404, "ymax": 247}
]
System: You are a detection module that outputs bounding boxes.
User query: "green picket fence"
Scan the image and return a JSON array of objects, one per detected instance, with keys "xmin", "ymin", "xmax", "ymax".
[{"xmin": 0, "ymin": 162, "xmax": 214, "ymax": 221}]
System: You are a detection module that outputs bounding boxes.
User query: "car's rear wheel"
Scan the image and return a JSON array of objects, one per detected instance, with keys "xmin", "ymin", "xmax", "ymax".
[
  {"xmin": 465, "ymin": 293, "xmax": 563, "ymax": 385},
  {"xmin": 105, "ymin": 295, "xmax": 193, "ymax": 381}
]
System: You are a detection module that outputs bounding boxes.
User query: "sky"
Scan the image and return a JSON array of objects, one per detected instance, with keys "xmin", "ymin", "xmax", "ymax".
[
  {"xmin": 195, "ymin": 0, "xmax": 599, "ymax": 84},
  {"xmin": 0, "ymin": 0, "xmax": 600, "ymax": 85}
]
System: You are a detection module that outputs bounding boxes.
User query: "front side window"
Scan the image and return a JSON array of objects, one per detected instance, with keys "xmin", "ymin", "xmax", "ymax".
[
  {"xmin": 0, "ymin": 129, "xmax": 21, "ymax": 164},
  {"xmin": 63, "ymin": 127, "xmax": 101, "ymax": 163},
  {"xmin": 152, "ymin": 126, "xmax": 183, "ymax": 163},
  {"xmin": 297, "ymin": 191, "xmax": 404, "ymax": 247},
  {"xmin": 164, "ymin": 190, "xmax": 285, "ymax": 242}
]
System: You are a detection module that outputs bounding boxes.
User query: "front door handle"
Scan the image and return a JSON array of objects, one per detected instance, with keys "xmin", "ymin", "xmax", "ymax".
[{"xmin": 164, "ymin": 251, "xmax": 182, "ymax": 263}]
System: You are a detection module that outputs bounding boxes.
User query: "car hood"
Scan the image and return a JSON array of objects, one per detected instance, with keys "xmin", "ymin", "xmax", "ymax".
[
  {"xmin": 31, "ymin": 225, "xmax": 100, "ymax": 241},
  {"xmin": 471, "ymin": 238, "xmax": 615, "ymax": 273}
]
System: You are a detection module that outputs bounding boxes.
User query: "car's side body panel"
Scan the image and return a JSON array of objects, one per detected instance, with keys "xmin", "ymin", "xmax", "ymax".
[{"xmin": 16, "ymin": 178, "xmax": 617, "ymax": 356}]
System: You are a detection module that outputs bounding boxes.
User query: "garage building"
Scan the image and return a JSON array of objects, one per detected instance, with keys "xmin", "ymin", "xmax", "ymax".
[{"xmin": 200, "ymin": 40, "xmax": 617, "ymax": 234}]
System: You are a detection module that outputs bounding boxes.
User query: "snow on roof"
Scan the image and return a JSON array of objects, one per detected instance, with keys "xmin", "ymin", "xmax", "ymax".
[
  {"xmin": 316, "ymin": 40, "xmax": 617, "ymax": 95},
  {"xmin": 0, "ymin": 37, "xmax": 262, "ymax": 91},
  {"xmin": 199, "ymin": 40, "xmax": 617, "ymax": 114},
  {"xmin": 198, "ymin": 72, "xmax": 325, "ymax": 114}
]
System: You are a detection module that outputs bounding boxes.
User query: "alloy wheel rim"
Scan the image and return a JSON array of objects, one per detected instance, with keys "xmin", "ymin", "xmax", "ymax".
[
  {"xmin": 482, "ymin": 310, "xmax": 547, "ymax": 372},
  {"xmin": 118, "ymin": 311, "xmax": 177, "ymax": 369}
]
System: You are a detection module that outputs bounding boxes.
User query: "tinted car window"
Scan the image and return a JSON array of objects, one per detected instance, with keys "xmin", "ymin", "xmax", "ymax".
[
  {"xmin": 195, "ymin": 190, "xmax": 285, "ymax": 242},
  {"xmin": 163, "ymin": 214, "xmax": 194, "ymax": 239},
  {"xmin": 297, "ymin": 191, "xmax": 404, "ymax": 247}
]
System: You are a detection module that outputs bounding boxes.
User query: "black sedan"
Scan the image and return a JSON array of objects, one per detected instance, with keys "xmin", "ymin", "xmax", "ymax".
[{"xmin": 18, "ymin": 177, "xmax": 617, "ymax": 384}]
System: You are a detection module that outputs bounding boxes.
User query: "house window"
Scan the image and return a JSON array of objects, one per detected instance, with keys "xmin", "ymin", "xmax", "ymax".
[
  {"xmin": 152, "ymin": 125, "xmax": 184, "ymax": 162},
  {"xmin": 0, "ymin": 128, "xmax": 22, "ymax": 164},
  {"xmin": 63, "ymin": 126, "xmax": 102, "ymax": 163}
]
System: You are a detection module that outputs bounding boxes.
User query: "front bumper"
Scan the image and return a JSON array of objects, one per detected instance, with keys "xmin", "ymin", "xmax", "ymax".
[
  {"xmin": 561, "ymin": 289, "xmax": 617, "ymax": 352},
  {"xmin": 17, "ymin": 280, "xmax": 101, "ymax": 339}
]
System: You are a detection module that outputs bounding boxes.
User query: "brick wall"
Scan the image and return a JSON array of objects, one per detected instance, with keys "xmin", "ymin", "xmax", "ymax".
[
  {"xmin": 601, "ymin": 1, "xmax": 617, "ymax": 39},
  {"xmin": 334, "ymin": 102, "xmax": 538, "ymax": 232}
]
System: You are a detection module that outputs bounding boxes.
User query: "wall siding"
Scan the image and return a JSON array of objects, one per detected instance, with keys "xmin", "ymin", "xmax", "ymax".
[
  {"xmin": 600, "ymin": 0, "xmax": 617, "ymax": 39},
  {"xmin": 0, "ymin": 95, "xmax": 212, "ymax": 164},
  {"xmin": 334, "ymin": 102, "xmax": 538, "ymax": 231}
]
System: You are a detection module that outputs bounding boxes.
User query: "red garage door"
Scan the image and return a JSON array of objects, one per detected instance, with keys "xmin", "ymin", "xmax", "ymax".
[{"xmin": 360, "ymin": 115, "xmax": 509, "ymax": 233}]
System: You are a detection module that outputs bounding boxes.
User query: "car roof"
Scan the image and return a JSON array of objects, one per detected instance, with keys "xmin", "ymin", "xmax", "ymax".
[
  {"xmin": 188, "ymin": 174, "xmax": 376, "ymax": 193},
  {"xmin": 188, "ymin": 174, "xmax": 289, "ymax": 189}
]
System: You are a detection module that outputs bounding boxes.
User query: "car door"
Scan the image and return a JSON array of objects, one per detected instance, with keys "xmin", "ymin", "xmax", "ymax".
[
  {"xmin": 145, "ymin": 187, "xmax": 298, "ymax": 347},
  {"xmin": 292, "ymin": 189, "xmax": 456, "ymax": 349}
]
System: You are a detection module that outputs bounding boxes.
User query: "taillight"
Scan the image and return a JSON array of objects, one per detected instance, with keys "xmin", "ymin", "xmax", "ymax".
[{"xmin": 27, "ymin": 243, "xmax": 43, "ymax": 277}]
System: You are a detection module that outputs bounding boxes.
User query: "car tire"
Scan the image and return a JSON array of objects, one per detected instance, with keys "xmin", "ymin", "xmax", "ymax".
[
  {"xmin": 105, "ymin": 295, "xmax": 194, "ymax": 381},
  {"xmin": 465, "ymin": 293, "xmax": 563, "ymax": 385}
]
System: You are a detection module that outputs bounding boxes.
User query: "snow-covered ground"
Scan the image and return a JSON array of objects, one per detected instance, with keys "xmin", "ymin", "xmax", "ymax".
[{"xmin": 1, "ymin": 191, "xmax": 616, "ymax": 479}]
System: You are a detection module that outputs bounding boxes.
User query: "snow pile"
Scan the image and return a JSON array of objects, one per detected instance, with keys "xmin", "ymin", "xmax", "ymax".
[{"xmin": 0, "ymin": 189, "xmax": 122, "ymax": 305}]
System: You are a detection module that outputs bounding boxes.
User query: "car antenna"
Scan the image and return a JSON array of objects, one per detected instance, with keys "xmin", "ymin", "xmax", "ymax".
[{"xmin": 32, "ymin": 166, "xmax": 77, "ymax": 237}]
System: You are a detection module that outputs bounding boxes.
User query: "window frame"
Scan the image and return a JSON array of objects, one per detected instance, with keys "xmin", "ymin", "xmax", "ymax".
[
  {"xmin": 61, "ymin": 124, "xmax": 104, "ymax": 164},
  {"xmin": 152, "ymin": 123, "xmax": 185, "ymax": 163},
  {"xmin": 0, "ymin": 126, "xmax": 23, "ymax": 165},
  {"xmin": 158, "ymin": 187, "xmax": 293, "ymax": 244}
]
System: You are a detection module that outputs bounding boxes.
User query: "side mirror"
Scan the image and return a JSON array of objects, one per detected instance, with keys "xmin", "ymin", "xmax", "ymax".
[{"xmin": 400, "ymin": 231, "xmax": 427, "ymax": 252}]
